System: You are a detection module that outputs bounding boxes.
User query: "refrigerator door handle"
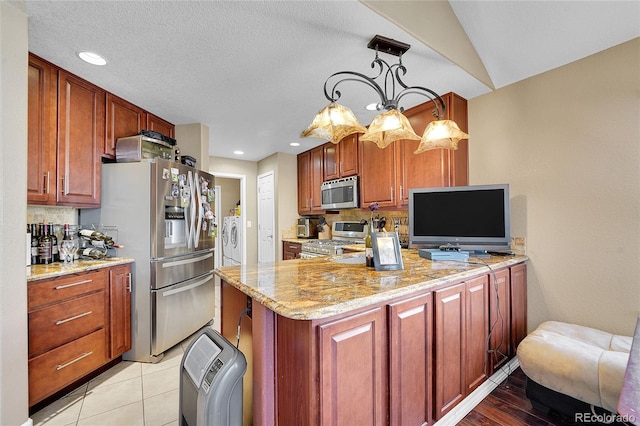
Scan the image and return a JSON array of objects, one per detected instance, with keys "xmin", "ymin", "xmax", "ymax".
[
  {"xmin": 186, "ymin": 170, "xmax": 196, "ymax": 248},
  {"xmin": 161, "ymin": 273, "xmax": 214, "ymax": 297},
  {"xmin": 194, "ymin": 172, "xmax": 203, "ymax": 248},
  {"xmin": 160, "ymin": 252, "xmax": 213, "ymax": 268}
]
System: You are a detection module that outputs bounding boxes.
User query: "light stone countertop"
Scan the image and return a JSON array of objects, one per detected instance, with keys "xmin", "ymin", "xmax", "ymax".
[
  {"xmin": 215, "ymin": 250, "xmax": 527, "ymax": 320},
  {"xmin": 27, "ymin": 257, "xmax": 135, "ymax": 282}
]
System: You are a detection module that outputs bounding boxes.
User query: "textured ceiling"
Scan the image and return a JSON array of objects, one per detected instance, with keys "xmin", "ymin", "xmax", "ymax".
[{"xmin": 19, "ymin": 0, "xmax": 640, "ymax": 162}]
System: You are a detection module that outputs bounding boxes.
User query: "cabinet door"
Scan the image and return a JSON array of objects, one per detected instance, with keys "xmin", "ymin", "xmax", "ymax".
[
  {"xmin": 434, "ymin": 282, "xmax": 465, "ymax": 420},
  {"xmin": 147, "ymin": 113, "xmax": 175, "ymax": 138},
  {"xmin": 489, "ymin": 268, "xmax": 511, "ymax": 373},
  {"xmin": 27, "ymin": 55, "xmax": 57, "ymax": 205},
  {"xmin": 323, "ymin": 142, "xmax": 339, "ymax": 181},
  {"xmin": 309, "ymin": 146, "xmax": 324, "ymax": 212},
  {"xmin": 465, "ymin": 275, "xmax": 489, "ymax": 393},
  {"xmin": 510, "ymin": 263, "xmax": 528, "ymax": 351},
  {"xmin": 282, "ymin": 242, "xmax": 301, "ymax": 260},
  {"xmin": 109, "ymin": 264, "xmax": 131, "ymax": 358},
  {"xmin": 319, "ymin": 307, "xmax": 386, "ymax": 426},
  {"xmin": 339, "ymin": 133, "xmax": 359, "ymax": 177},
  {"xmin": 57, "ymin": 70, "xmax": 105, "ymax": 207},
  {"xmin": 359, "ymin": 139, "xmax": 396, "ymax": 208},
  {"xmin": 105, "ymin": 93, "xmax": 146, "ymax": 158},
  {"xmin": 388, "ymin": 292, "xmax": 432, "ymax": 426},
  {"xmin": 297, "ymin": 152, "xmax": 311, "ymax": 213}
]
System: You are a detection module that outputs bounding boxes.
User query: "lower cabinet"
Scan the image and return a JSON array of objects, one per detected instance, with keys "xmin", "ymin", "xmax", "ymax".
[
  {"xmin": 28, "ymin": 263, "xmax": 132, "ymax": 407},
  {"xmin": 319, "ymin": 307, "xmax": 387, "ymax": 426},
  {"xmin": 282, "ymin": 241, "xmax": 302, "ymax": 260},
  {"xmin": 222, "ymin": 261, "xmax": 526, "ymax": 425}
]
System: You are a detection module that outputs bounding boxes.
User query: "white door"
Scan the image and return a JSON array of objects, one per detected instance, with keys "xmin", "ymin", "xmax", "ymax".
[{"xmin": 258, "ymin": 172, "xmax": 275, "ymax": 263}]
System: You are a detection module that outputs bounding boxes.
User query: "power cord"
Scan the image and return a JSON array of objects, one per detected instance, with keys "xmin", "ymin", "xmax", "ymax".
[{"xmin": 236, "ymin": 306, "xmax": 252, "ymax": 348}]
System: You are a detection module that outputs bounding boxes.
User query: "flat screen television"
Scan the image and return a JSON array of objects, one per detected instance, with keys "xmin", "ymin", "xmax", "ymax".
[{"xmin": 408, "ymin": 184, "xmax": 511, "ymax": 251}]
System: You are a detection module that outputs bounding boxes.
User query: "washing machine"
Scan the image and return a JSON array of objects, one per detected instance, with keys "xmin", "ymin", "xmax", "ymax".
[
  {"xmin": 229, "ymin": 216, "xmax": 242, "ymax": 264},
  {"xmin": 221, "ymin": 216, "xmax": 235, "ymax": 266}
]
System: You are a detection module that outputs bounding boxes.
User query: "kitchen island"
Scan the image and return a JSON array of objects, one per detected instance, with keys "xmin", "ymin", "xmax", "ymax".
[{"xmin": 216, "ymin": 250, "xmax": 527, "ymax": 425}]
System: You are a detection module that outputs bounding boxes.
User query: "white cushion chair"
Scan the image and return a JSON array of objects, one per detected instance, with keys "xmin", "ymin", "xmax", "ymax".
[{"xmin": 517, "ymin": 321, "xmax": 632, "ymax": 417}]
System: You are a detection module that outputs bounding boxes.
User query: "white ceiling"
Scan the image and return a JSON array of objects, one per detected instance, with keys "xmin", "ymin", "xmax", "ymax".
[{"xmin": 18, "ymin": 0, "xmax": 640, "ymax": 162}]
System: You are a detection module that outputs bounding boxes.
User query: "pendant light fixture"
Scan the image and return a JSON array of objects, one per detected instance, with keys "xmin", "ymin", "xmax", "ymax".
[{"xmin": 300, "ymin": 35, "xmax": 469, "ymax": 151}]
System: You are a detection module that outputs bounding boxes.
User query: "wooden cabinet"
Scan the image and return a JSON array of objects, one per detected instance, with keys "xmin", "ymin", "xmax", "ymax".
[
  {"xmin": 318, "ymin": 307, "xmax": 387, "ymax": 426},
  {"xmin": 359, "ymin": 93, "xmax": 469, "ymax": 210},
  {"xmin": 510, "ymin": 263, "xmax": 528, "ymax": 351},
  {"xmin": 489, "ymin": 268, "xmax": 511, "ymax": 373},
  {"xmin": 28, "ymin": 263, "xmax": 132, "ymax": 407},
  {"xmin": 104, "ymin": 93, "xmax": 146, "ymax": 158},
  {"xmin": 297, "ymin": 146, "xmax": 324, "ymax": 214},
  {"xmin": 388, "ymin": 292, "xmax": 433, "ymax": 426},
  {"xmin": 434, "ymin": 275, "xmax": 489, "ymax": 420},
  {"xmin": 27, "ymin": 55, "xmax": 57, "ymax": 205},
  {"xmin": 282, "ymin": 241, "xmax": 301, "ymax": 260},
  {"xmin": 109, "ymin": 264, "xmax": 132, "ymax": 358},
  {"xmin": 27, "ymin": 54, "xmax": 104, "ymax": 207},
  {"xmin": 323, "ymin": 134, "xmax": 359, "ymax": 181},
  {"xmin": 56, "ymin": 70, "xmax": 105, "ymax": 207},
  {"xmin": 147, "ymin": 113, "xmax": 175, "ymax": 139}
]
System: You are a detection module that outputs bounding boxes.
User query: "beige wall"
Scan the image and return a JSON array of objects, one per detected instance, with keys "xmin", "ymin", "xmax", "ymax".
[
  {"xmin": 210, "ymin": 156, "xmax": 259, "ymax": 265},
  {"xmin": 469, "ymin": 38, "xmax": 640, "ymax": 336},
  {"xmin": 0, "ymin": 2, "xmax": 30, "ymax": 424},
  {"xmin": 175, "ymin": 123, "xmax": 210, "ymax": 172},
  {"xmin": 258, "ymin": 153, "xmax": 298, "ymax": 261}
]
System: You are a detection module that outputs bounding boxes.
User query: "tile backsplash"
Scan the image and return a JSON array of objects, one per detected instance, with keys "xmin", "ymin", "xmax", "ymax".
[{"xmin": 27, "ymin": 206, "xmax": 78, "ymax": 225}]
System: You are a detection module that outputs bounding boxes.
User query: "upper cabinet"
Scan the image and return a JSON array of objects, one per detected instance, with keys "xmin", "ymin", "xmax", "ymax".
[
  {"xmin": 359, "ymin": 92, "xmax": 469, "ymax": 210},
  {"xmin": 27, "ymin": 55, "xmax": 57, "ymax": 204},
  {"xmin": 105, "ymin": 93, "xmax": 146, "ymax": 158},
  {"xmin": 147, "ymin": 113, "xmax": 175, "ymax": 139},
  {"xmin": 56, "ymin": 70, "xmax": 105, "ymax": 207},
  {"xmin": 297, "ymin": 146, "xmax": 324, "ymax": 214},
  {"xmin": 323, "ymin": 133, "xmax": 359, "ymax": 181},
  {"xmin": 27, "ymin": 53, "xmax": 175, "ymax": 206}
]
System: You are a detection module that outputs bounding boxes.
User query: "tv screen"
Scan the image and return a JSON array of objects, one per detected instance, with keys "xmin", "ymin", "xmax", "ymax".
[{"xmin": 408, "ymin": 184, "xmax": 511, "ymax": 251}]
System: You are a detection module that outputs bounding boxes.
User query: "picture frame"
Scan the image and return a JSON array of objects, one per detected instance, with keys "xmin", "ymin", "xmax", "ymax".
[{"xmin": 371, "ymin": 232, "xmax": 404, "ymax": 271}]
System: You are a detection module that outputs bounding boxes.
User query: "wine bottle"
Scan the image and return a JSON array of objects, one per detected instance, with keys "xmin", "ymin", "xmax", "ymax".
[
  {"xmin": 365, "ymin": 221, "xmax": 374, "ymax": 268},
  {"xmin": 38, "ymin": 223, "xmax": 53, "ymax": 264},
  {"xmin": 49, "ymin": 223, "xmax": 59, "ymax": 262},
  {"xmin": 81, "ymin": 247, "xmax": 108, "ymax": 259},
  {"xmin": 30, "ymin": 224, "xmax": 39, "ymax": 265},
  {"xmin": 89, "ymin": 239, "xmax": 115, "ymax": 249}
]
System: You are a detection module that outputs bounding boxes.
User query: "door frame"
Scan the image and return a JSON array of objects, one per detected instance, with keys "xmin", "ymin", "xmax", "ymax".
[{"xmin": 211, "ymin": 172, "xmax": 245, "ymax": 265}]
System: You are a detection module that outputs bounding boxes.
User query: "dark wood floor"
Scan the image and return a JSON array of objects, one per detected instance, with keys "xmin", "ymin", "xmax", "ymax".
[{"xmin": 459, "ymin": 367, "xmax": 570, "ymax": 426}]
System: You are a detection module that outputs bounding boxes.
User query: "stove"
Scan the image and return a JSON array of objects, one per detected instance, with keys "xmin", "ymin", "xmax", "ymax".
[{"xmin": 300, "ymin": 221, "xmax": 367, "ymax": 258}]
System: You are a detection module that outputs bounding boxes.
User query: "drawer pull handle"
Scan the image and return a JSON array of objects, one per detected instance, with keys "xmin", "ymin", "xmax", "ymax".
[
  {"xmin": 56, "ymin": 351, "xmax": 93, "ymax": 371},
  {"xmin": 55, "ymin": 279, "xmax": 93, "ymax": 290},
  {"xmin": 55, "ymin": 311, "xmax": 93, "ymax": 325}
]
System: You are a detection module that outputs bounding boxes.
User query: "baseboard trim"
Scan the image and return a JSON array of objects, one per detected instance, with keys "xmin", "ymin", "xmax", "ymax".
[{"xmin": 434, "ymin": 357, "xmax": 520, "ymax": 426}]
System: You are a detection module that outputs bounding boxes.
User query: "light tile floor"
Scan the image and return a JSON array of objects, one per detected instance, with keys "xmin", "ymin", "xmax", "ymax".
[
  {"xmin": 30, "ymin": 326, "xmax": 214, "ymax": 426},
  {"xmin": 32, "ymin": 281, "xmax": 222, "ymax": 426}
]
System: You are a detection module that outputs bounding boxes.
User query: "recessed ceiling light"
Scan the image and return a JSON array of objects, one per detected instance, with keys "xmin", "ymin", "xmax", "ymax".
[
  {"xmin": 78, "ymin": 51, "xmax": 107, "ymax": 66},
  {"xmin": 290, "ymin": 142, "xmax": 300, "ymax": 147},
  {"xmin": 233, "ymin": 150, "xmax": 244, "ymax": 155}
]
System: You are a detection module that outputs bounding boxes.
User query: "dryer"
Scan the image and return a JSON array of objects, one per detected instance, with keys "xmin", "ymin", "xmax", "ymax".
[{"xmin": 229, "ymin": 216, "xmax": 242, "ymax": 264}]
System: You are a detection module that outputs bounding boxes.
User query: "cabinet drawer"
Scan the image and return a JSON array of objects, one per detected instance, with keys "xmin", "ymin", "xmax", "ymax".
[
  {"xmin": 29, "ymin": 270, "xmax": 107, "ymax": 309},
  {"xmin": 29, "ymin": 292, "xmax": 106, "ymax": 356},
  {"xmin": 29, "ymin": 328, "xmax": 108, "ymax": 406}
]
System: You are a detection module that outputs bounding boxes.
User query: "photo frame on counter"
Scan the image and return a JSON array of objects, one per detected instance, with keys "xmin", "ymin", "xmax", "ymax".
[{"xmin": 372, "ymin": 232, "xmax": 404, "ymax": 271}]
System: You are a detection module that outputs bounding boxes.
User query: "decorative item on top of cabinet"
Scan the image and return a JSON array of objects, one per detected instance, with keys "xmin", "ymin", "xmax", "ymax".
[
  {"xmin": 323, "ymin": 133, "xmax": 359, "ymax": 181},
  {"xmin": 104, "ymin": 93, "xmax": 146, "ymax": 159},
  {"xmin": 297, "ymin": 145, "xmax": 324, "ymax": 214},
  {"xmin": 358, "ymin": 93, "xmax": 469, "ymax": 210}
]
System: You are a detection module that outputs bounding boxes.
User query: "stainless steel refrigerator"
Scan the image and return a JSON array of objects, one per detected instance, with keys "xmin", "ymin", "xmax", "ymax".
[{"xmin": 81, "ymin": 158, "xmax": 216, "ymax": 363}]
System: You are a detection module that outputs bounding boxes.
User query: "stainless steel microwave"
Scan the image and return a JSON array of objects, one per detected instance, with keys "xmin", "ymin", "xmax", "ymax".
[{"xmin": 320, "ymin": 176, "xmax": 359, "ymax": 210}]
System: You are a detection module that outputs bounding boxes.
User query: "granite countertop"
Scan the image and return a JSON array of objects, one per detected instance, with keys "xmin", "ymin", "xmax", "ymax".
[
  {"xmin": 215, "ymin": 250, "xmax": 527, "ymax": 320},
  {"xmin": 27, "ymin": 257, "xmax": 135, "ymax": 282}
]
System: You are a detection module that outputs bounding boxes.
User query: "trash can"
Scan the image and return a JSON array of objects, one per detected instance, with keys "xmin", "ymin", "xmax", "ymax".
[{"xmin": 179, "ymin": 328, "xmax": 247, "ymax": 426}]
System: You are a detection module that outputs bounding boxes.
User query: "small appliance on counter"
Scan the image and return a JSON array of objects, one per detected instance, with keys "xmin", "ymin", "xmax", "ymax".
[
  {"xmin": 317, "ymin": 216, "xmax": 331, "ymax": 240},
  {"xmin": 297, "ymin": 217, "xmax": 319, "ymax": 239}
]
